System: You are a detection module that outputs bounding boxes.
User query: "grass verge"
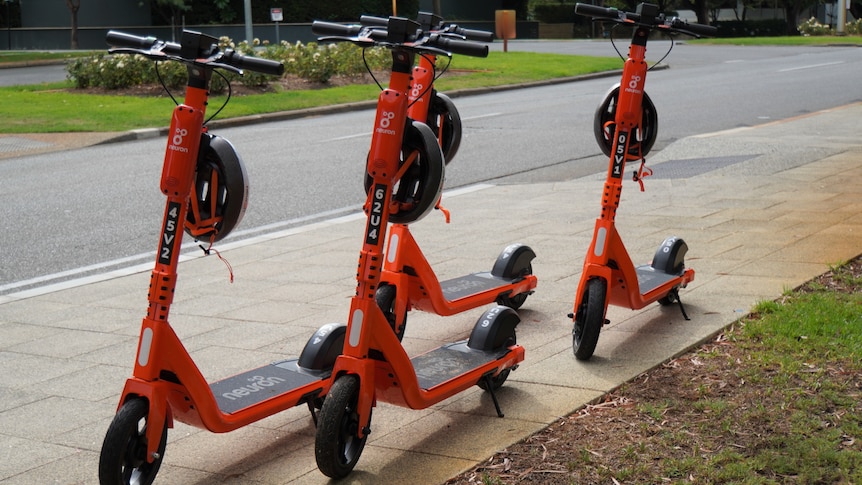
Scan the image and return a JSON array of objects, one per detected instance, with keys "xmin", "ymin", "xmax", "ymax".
[
  {"xmin": 0, "ymin": 52, "xmax": 621, "ymax": 134},
  {"xmin": 448, "ymin": 257, "xmax": 862, "ymax": 484}
]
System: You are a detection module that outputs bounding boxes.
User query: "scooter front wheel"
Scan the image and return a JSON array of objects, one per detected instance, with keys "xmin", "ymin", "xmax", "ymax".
[
  {"xmin": 98, "ymin": 398, "xmax": 167, "ymax": 485},
  {"xmin": 315, "ymin": 375, "xmax": 369, "ymax": 479},
  {"xmin": 572, "ymin": 278, "xmax": 607, "ymax": 361}
]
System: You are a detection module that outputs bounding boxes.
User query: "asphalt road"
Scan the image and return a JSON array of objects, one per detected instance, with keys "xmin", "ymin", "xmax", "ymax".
[
  {"xmin": 1, "ymin": 41, "xmax": 860, "ymax": 296},
  {"xmin": 0, "ymin": 63, "xmax": 68, "ymax": 86}
]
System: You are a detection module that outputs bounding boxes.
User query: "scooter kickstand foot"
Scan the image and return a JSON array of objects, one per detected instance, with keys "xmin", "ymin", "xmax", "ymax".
[
  {"xmin": 481, "ymin": 375, "xmax": 505, "ymax": 418},
  {"xmin": 675, "ymin": 292, "xmax": 690, "ymax": 321}
]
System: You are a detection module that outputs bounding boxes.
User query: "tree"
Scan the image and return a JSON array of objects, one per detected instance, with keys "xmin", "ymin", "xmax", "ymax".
[
  {"xmin": 64, "ymin": 0, "xmax": 80, "ymax": 49},
  {"xmin": 676, "ymin": 0, "xmax": 711, "ymax": 24},
  {"xmin": 780, "ymin": 0, "xmax": 818, "ymax": 34}
]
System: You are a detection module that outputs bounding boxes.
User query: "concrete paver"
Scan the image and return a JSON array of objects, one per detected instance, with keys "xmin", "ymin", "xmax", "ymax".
[{"xmin": 0, "ymin": 102, "xmax": 860, "ymax": 484}]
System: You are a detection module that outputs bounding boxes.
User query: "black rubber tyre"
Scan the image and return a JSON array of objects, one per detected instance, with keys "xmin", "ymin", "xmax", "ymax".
[
  {"xmin": 376, "ymin": 283, "xmax": 406, "ymax": 341},
  {"xmin": 657, "ymin": 290, "xmax": 678, "ymax": 306},
  {"xmin": 427, "ymin": 92, "xmax": 462, "ymax": 165},
  {"xmin": 496, "ymin": 263, "xmax": 532, "ymax": 310},
  {"xmin": 98, "ymin": 398, "xmax": 167, "ymax": 485},
  {"xmin": 477, "ymin": 369, "xmax": 511, "ymax": 392},
  {"xmin": 315, "ymin": 375, "xmax": 369, "ymax": 479},
  {"xmin": 572, "ymin": 278, "xmax": 607, "ymax": 361}
]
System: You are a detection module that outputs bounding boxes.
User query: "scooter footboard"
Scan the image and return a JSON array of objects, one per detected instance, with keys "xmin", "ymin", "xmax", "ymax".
[
  {"xmin": 411, "ymin": 341, "xmax": 511, "ymax": 390},
  {"xmin": 211, "ymin": 362, "xmax": 329, "ymax": 414}
]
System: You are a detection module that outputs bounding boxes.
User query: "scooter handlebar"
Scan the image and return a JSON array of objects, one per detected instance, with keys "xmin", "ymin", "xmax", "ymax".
[
  {"xmin": 574, "ymin": 3, "xmax": 622, "ymax": 20},
  {"xmin": 574, "ymin": 3, "xmax": 716, "ymax": 37},
  {"xmin": 428, "ymin": 34, "xmax": 489, "ymax": 57},
  {"xmin": 221, "ymin": 49, "xmax": 285, "ymax": 76},
  {"xmin": 106, "ymin": 30, "xmax": 181, "ymax": 55},
  {"xmin": 311, "ymin": 21, "xmax": 364, "ymax": 37},
  {"xmin": 669, "ymin": 18, "xmax": 718, "ymax": 37},
  {"xmin": 359, "ymin": 15, "xmax": 389, "ymax": 27},
  {"xmin": 447, "ymin": 25, "xmax": 495, "ymax": 42}
]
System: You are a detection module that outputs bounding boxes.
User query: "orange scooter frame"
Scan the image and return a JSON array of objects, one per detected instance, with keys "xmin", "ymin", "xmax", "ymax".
[
  {"xmin": 570, "ymin": 2, "xmax": 715, "ymax": 361},
  {"xmin": 311, "ymin": 17, "xmax": 527, "ymax": 479},
  {"xmin": 365, "ymin": 12, "xmax": 536, "ymax": 338},
  {"xmin": 99, "ymin": 31, "xmax": 345, "ymax": 485}
]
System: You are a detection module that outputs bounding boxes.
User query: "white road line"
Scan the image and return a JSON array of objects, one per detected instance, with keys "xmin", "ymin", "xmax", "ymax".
[{"xmin": 778, "ymin": 61, "xmax": 843, "ymax": 73}]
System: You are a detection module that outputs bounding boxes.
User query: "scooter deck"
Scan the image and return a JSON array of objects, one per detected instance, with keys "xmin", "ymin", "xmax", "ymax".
[
  {"xmin": 440, "ymin": 272, "xmax": 513, "ymax": 301},
  {"xmin": 412, "ymin": 341, "xmax": 509, "ymax": 390},
  {"xmin": 211, "ymin": 360, "xmax": 329, "ymax": 414},
  {"xmin": 635, "ymin": 264, "xmax": 678, "ymax": 295}
]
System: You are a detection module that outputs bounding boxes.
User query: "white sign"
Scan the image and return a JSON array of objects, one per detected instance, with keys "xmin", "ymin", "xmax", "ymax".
[{"xmin": 270, "ymin": 8, "xmax": 283, "ymax": 22}]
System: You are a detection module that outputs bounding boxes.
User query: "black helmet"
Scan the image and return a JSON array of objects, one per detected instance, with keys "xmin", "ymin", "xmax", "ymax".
[
  {"xmin": 185, "ymin": 134, "xmax": 248, "ymax": 242},
  {"xmin": 364, "ymin": 120, "xmax": 445, "ymax": 225},
  {"xmin": 426, "ymin": 92, "xmax": 462, "ymax": 165},
  {"xmin": 594, "ymin": 84, "xmax": 658, "ymax": 158}
]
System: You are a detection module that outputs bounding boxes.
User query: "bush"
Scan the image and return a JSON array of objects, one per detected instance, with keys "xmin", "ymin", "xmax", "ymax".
[
  {"xmin": 66, "ymin": 38, "xmax": 390, "ymax": 92},
  {"xmin": 798, "ymin": 17, "xmax": 833, "ymax": 36},
  {"xmin": 848, "ymin": 18, "xmax": 862, "ymax": 35}
]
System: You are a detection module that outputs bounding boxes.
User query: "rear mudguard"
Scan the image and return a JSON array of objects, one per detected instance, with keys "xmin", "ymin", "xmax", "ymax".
[
  {"xmin": 298, "ymin": 323, "xmax": 346, "ymax": 372},
  {"xmin": 651, "ymin": 236, "xmax": 688, "ymax": 275},
  {"xmin": 467, "ymin": 305, "xmax": 520, "ymax": 351},
  {"xmin": 491, "ymin": 243, "xmax": 536, "ymax": 279}
]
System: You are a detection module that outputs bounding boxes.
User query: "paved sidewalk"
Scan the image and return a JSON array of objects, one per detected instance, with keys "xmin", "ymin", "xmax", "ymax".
[{"xmin": 1, "ymin": 102, "xmax": 860, "ymax": 484}]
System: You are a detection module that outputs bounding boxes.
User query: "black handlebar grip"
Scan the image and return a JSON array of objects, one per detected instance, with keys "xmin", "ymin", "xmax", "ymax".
[
  {"xmin": 574, "ymin": 3, "xmax": 621, "ymax": 20},
  {"xmin": 674, "ymin": 19, "xmax": 717, "ymax": 37},
  {"xmin": 106, "ymin": 30, "xmax": 181, "ymax": 55},
  {"xmin": 106, "ymin": 30, "xmax": 156, "ymax": 49},
  {"xmin": 430, "ymin": 34, "xmax": 489, "ymax": 58},
  {"xmin": 311, "ymin": 21, "xmax": 363, "ymax": 37},
  {"xmin": 222, "ymin": 50, "xmax": 284, "ymax": 76},
  {"xmin": 359, "ymin": 15, "xmax": 389, "ymax": 27},
  {"xmin": 454, "ymin": 26, "xmax": 495, "ymax": 42}
]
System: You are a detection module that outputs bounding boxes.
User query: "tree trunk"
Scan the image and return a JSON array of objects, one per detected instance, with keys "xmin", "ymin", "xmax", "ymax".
[
  {"xmin": 65, "ymin": 0, "xmax": 81, "ymax": 49},
  {"xmin": 680, "ymin": 0, "xmax": 710, "ymax": 25}
]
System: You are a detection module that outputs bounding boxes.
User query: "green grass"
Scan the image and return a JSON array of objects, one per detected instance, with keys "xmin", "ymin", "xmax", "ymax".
[
  {"xmin": 2, "ymin": 33, "xmax": 855, "ymax": 134},
  {"xmin": 0, "ymin": 51, "xmax": 621, "ymax": 134},
  {"xmin": 671, "ymin": 284, "xmax": 862, "ymax": 483}
]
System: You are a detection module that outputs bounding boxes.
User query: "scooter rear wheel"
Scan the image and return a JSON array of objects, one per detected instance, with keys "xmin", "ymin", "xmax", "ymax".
[
  {"xmin": 496, "ymin": 263, "xmax": 533, "ymax": 310},
  {"xmin": 315, "ymin": 375, "xmax": 369, "ymax": 479},
  {"xmin": 98, "ymin": 398, "xmax": 167, "ymax": 485},
  {"xmin": 478, "ymin": 369, "xmax": 511, "ymax": 392},
  {"xmin": 572, "ymin": 278, "xmax": 607, "ymax": 361}
]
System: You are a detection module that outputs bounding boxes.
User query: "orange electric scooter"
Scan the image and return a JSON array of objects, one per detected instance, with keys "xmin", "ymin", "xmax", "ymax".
[
  {"xmin": 569, "ymin": 3, "xmax": 716, "ymax": 361},
  {"xmin": 310, "ymin": 17, "xmax": 528, "ymax": 478},
  {"xmin": 361, "ymin": 11, "xmax": 495, "ymax": 164},
  {"xmin": 352, "ymin": 14, "xmax": 536, "ymax": 341},
  {"xmin": 98, "ymin": 31, "xmax": 348, "ymax": 485}
]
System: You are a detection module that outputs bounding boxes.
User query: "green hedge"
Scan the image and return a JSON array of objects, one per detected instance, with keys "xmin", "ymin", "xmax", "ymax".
[{"xmin": 67, "ymin": 38, "xmax": 391, "ymax": 92}]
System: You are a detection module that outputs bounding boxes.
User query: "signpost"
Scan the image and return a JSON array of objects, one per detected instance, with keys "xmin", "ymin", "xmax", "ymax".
[{"xmin": 271, "ymin": 7, "xmax": 283, "ymax": 44}]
